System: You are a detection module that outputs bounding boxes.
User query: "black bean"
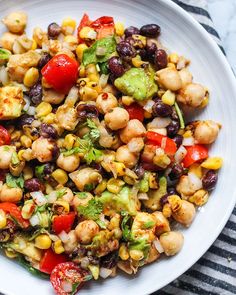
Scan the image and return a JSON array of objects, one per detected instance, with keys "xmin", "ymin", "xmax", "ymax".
[
  {"xmin": 139, "ymin": 49, "xmax": 148, "ymax": 61},
  {"xmin": 134, "ymin": 165, "xmax": 145, "ymax": 179},
  {"xmin": 116, "ymin": 41, "xmax": 136, "ymax": 59},
  {"xmin": 154, "ymin": 49, "xmax": 168, "ymax": 70},
  {"xmin": 38, "ymin": 53, "xmax": 51, "ymax": 69},
  {"xmin": 140, "ymin": 24, "xmax": 161, "ymax": 37},
  {"xmin": 29, "ymin": 83, "xmax": 43, "ymax": 105},
  {"xmin": 47, "ymin": 22, "xmax": 61, "ymax": 39},
  {"xmin": 40, "ymin": 123, "xmax": 58, "ymax": 139},
  {"xmin": 18, "ymin": 114, "xmax": 34, "ymax": 128},
  {"xmin": 108, "ymin": 56, "xmax": 125, "ymax": 77},
  {"xmin": 100, "ymin": 251, "xmax": 118, "ymax": 269},
  {"xmin": 76, "ymin": 104, "xmax": 99, "ymax": 119},
  {"xmin": 43, "ymin": 163, "xmax": 54, "ymax": 176},
  {"xmin": 172, "ymin": 134, "xmax": 183, "ymax": 148},
  {"xmin": 167, "ymin": 120, "xmax": 180, "ymax": 137},
  {"xmin": 152, "ymin": 101, "xmax": 173, "ymax": 117},
  {"xmin": 167, "ymin": 187, "xmax": 178, "ymax": 195},
  {"xmin": 24, "ymin": 178, "xmax": 45, "ymax": 192},
  {"xmin": 169, "ymin": 163, "xmax": 183, "ymax": 180},
  {"xmin": 171, "ymin": 108, "xmax": 179, "ymax": 121},
  {"xmin": 146, "ymin": 42, "xmax": 157, "ymax": 56},
  {"xmin": 202, "ymin": 170, "xmax": 218, "ymax": 191},
  {"xmin": 124, "ymin": 26, "xmax": 140, "ymax": 37},
  {"xmin": 160, "ymin": 194, "xmax": 169, "ymax": 206},
  {"xmin": 51, "ymin": 143, "xmax": 59, "ymax": 160}
]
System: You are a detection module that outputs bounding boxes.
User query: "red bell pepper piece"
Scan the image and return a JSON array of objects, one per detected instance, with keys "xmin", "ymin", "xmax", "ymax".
[
  {"xmin": 0, "ymin": 202, "xmax": 29, "ymax": 228},
  {"xmin": 146, "ymin": 131, "xmax": 177, "ymax": 155},
  {"xmin": 90, "ymin": 16, "xmax": 114, "ymax": 39},
  {"xmin": 125, "ymin": 103, "xmax": 144, "ymax": 122},
  {"xmin": 0, "ymin": 125, "xmax": 11, "ymax": 146},
  {"xmin": 182, "ymin": 145, "xmax": 208, "ymax": 168},
  {"xmin": 40, "ymin": 249, "xmax": 67, "ymax": 274},
  {"xmin": 41, "ymin": 54, "xmax": 79, "ymax": 94},
  {"xmin": 52, "ymin": 212, "xmax": 76, "ymax": 235},
  {"xmin": 77, "ymin": 13, "xmax": 91, "ymax": 43}
]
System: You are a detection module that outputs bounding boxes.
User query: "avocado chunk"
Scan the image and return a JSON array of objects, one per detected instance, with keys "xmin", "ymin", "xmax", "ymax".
[
  {"xmin": 0, "ymin": 86, "xmax": 24, "ymax": 120},
  {"xmin": 143, "ymin": 176, "xmax": 167, "ymax": 210},
  {"xmin": 114, "ymin": 68, "xmax": 158, "ymax": 101},
  {"xmin": 98, "ymin": 186, "xmax": 140, "ymax": 216}
]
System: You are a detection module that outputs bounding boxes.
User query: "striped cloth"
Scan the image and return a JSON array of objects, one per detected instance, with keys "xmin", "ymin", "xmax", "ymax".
[{"xmin": 156, "ymin": 1, "xmax": 236, "ymax": 294}]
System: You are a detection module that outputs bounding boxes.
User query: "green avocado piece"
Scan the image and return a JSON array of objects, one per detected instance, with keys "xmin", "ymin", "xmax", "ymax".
[
  {"xmin": 114, "ymin": 67, "xmax": 158, "ymax": 100},
  {"xmin": 143, "ymin": 176, "xmax": 167, "ymax": 211},
  {"xmin": 98, "ymin": 186, "xmax": 139, "ymax": 216}
]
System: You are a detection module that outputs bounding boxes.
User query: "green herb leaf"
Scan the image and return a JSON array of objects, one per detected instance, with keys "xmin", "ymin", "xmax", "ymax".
[
  {"xmin": 18, "ymin": 256, "xmax": 49, "ymax": 279},
  {"xmin": 174, "ymin": 102, "xmax": 185, "ymax": 129},
  {"xmin": 121, "ymin": 214, "xmax": 132, "ymax": 241},
  {"xmin": 96, "ymin": 219, "xmax": 107, "ymax": 229},
  {"xmin": 85, "ymin": 119, "xmax": 100, "ymax": 141},
  {"xmin": 129, "ymin": 237, "xmax": 150, "ymax": 258},
  {"xmin": 76, "ymin": 137, "xmax": 103, "ymax": 165},
  {"xmin": 143, "ymin": 220, "xmax": 155, "ymax": 229},
  {"xmin": 63, "ymin": 147, "xmax": 81, "ymax": 156},
  {"xmin": 78, "ymin": 199, "xmax": 103, "ymax": 220},
  {"xmin": 99, "ymin": 62, "xmax": 109, "ymax": 75},
  {"xmin": 75, "ymin": 192, "xmax": 89, "ymax": 199},
  {"xmin": 6, "ymin": 173, "xmax": 24, "ymax": 189},
  {"xmin": 55, "ymin": 188, "xmax": 67, "ymax": 199},
  {"xmin": 0, "ymin": 48, "xmax": 11, "ymax": 63},
  {"xmin": 35, "ymin": 164, "xmax": 46, "ymax": 180}
]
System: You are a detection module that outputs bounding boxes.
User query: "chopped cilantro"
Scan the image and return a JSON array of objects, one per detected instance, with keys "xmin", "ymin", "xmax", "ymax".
[
  {"xmin": 6, "ymin": 173, "xmax": 24, "ymax": 189},
  {"xmin": 76, "ymin": 137, "xmax": 102, "ymax": 164},
  {"xmin": 75, "ymin": 192, "xmax": 88, "ymax": 199},
  {"xmin": 78, "ymin": 199, "xmax": 103, "ymax": 220}
]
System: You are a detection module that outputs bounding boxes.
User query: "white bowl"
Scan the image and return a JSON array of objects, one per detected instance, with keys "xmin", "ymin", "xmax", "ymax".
[{"xmin": 0, "ymin": 0, "xmax": 236, "ymax": 294}]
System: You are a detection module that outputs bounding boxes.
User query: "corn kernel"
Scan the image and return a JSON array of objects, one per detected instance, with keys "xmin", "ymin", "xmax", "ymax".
[
  {"xmin": 36, "ymin": 102, "xmax": 52, "ymax": 118},
  {"xmin": 153, "ymin": 149, "xmax": 171, "ymax": 169},
  {"xmin": 167, "ymin": 62, "xmax": 176, "ymax": 69},
  {"xmin": 18, "ymin": 150, "xmax": 25, "ymax": 161},
  {"xmin": 31, "ymin": 39, "xmax": 37, "ymax": 50},
  {"xmin": 149, "ymin": 173, "xmax": 158, "ymax": 189},
  {"xmin": 200, "ymin": 96, "xmax": 209, "ymax": 108},
  {"xmin": 23, "ymin": 165, "xmax": 33, "ymax": 180},
  {"xmin": 123, "ymin": 175, "xmax": 135, "ymax": 185},
  {"xmin": 42, "ymin": 113, "xmax": 56, "ymax": 124},
  {"xmin": 94, "ymin": 180, "xmax": 107, "ymax": 195},
  {"xmin": 189, "ymin": 163, "xmax": 202, "ymax": 178},
  {"xmin": 168, "ymin": 195, "xmax": 182, "ymax": 212},
  {"xmin": 0, "ymin": 209, "xmax": 7, "ymax": 229},
  {"xmin": 79, "ymin": 85, "xmax": 98, "ymax": 101},
  {"xmin": 132, "ymin": 55, "xmax": 145, "ymax": 68},
  {"xmin": 79, "ymin": 65, "xmax": 86, "ymax": 77},
  {"xmin": 35, "ymin": 234, "xmax": 52, "ymax": 249},
  {"xmin": 21, "ymin": 201, "xmax": 35, "ymax": 219},
  {"xmin": 53, "ymin": 240, "xmax": 65, "ymax": 254},
  {"xmin": 189, "ymin": 189, "xmax": 209, "ymax": 206},
  {"xmin": 107, "ymin": 178, "xmax": 125, "ymax": 194},
  {"xmin": 54, "ymin": 200, "xmax": 70, "ymax": 214},
  {"xmin": 119, "ymin": 243, "xmax": 129, "ymax": 260},
  {"xmin": 20, "ymin": 135, "xmax": 32, "ymax": 148},
  {"xmin": 11, "ymin": 130, "xmax": 22, "ymax": 141},
  {"xmin": 113, "ymin": 162, "xmax": 126, "ymax": 177},
  {"xmin": 5, "ymin": 249, "xmax": 18, "ymax": 258},
  {"xmin": 45, "ymin": 183, "xmax": 54, "ymax": 194},
  {"xmin": 201, "ymin": 157, "xmax": 223, "ymax": 170},
  {"xmin": 129, "ymin": 249, "xmax": 144, "ymax": 261},
  {"xmin": 162, "ymin": 90, "xmax": 176, "ymax": 106},
  {"xmin": 62, "ymin": 17, "xmax": 76, "ymax": 34},
  {"xmin": 52, "ymin": 169, "xmax": 68, "ymax": 185},
  {"xmin": 183, "ymin": 130, "xmax": 193, "ymax": 138},
  {"xmin": 64, "ymin": 134, "xmax": 77, "ymax": 150},
  {"xmin": 79, "ymin": 26, "xmax": 97, "ymax": 40},
  {"xmin": 162, "ymin": 203, "xmax": 172, "ymax": 218},
  {"xmin": 76, "ymin": 44, "xmax": 88, "ymax": 62},
  {"xmin": 64, "ymin": 35, "xmax": 77, "ymax": 45},
  {"xmin": 88, "ymin": 265, "xmax": 99, "ymax": 280},
  {"xmin": 122, "ymin": 95, "xmax": 134, "ymax": 106},
  {"xmin": 115, "ymin": 21, "xmax": 125, "ymax": 36},
  {"xmin": 169, "ymin": 53, "xmax": 179, "ymax": 64},
  {"xmin": 23, "ymin": 67, "xmax": 39, "ymax": 88}
]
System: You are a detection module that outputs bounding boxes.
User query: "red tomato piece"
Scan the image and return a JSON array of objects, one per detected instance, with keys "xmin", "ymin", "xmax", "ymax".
[
  {"xmin": 50, "ymin": 262, "xmax": 91, "ymax": 295},
  {"xmin": 96, "ymin": 24, "xmax": 115, "ymax": 39},
  {"xmin": 0, "ymin": 202, "xmax": 29, "ymax": 228},
  {"xmin": 41, "ymin": 54, "xmax": 79, "ymax": 94},
  {"xmin": 146, "ymin": 131, "xmax": 177, "ymax": 155},
  {"xmin": 90, "ymin": 16, "xmax": 114, "ymax": 28},
  {"xmin": 0, "ymin": 125, "xmax": 11, "ymax": 146},
  {"xmin": 90, "ymin": 16, "xmax": 114, "ymax": 39},
  {"xmin": 125, "ymin": 103, "xmax": 144, "ymax": 122},
  {"xmin": 77, "ymin": 13, "xmax": 91, "ymax": 43},
  {"xmin": 182, "ymin": 145, "xmax": 208, "ymax": 168},
  {"xmin": 52, "ymin": 212, "xmax": 76, "ymax": 235},
  {"xmin": 40, "ymin": 249, "xmax": 67, "ymax": 274}
]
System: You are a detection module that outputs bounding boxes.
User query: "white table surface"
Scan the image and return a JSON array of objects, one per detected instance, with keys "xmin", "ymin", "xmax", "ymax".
[{"xmin": 208, "ymin": 0, "xmax": 236, "ymax": 72}]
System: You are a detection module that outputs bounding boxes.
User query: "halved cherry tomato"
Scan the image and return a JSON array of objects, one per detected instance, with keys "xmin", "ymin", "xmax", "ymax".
[
  {"xmin": 0, "ymin": 202, "xmax": 29, "ymax": 228},
  {"xmin": 41, "ymin": 54, "xmax": 79, "ymax": 94},
  {"xmin": 125, "ymin": 103, "xmax": 144, "ymax": 122},
  {"xmin": 77, "ymin": 13, "xmax": 91, "ymax": 43},
  {"xmin": 50, "ymin": 262, "xmax": 92, "ymax": 295},
  {"xmin": 40, "ymin": 249, "xmax": 67, "ymax": 274},
  {"xmin": 0, "ymin": 125, "xmax": 11, "ymax": 146},
  {"xmin": 146, "ymin": 131, "xmax": 177, "ymax": 155},
  {"xmin": 182, "ymin": 145, "xmax": 208, "ymax": 168},
  {"xmin": 52, "ymin": 212, "xmax": 76, "ymax": 235}
]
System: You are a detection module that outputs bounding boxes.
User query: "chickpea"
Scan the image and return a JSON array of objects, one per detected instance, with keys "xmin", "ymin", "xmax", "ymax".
[
  {"xmin": 61, "ymin": 187, "xmax": 74, "ymax": 204},
  {"xmin": 96, "ymin": 93, "xmax": 118, "ymax": 114},
  {"xmin": 178, "ymin": 68, "xmax": 193, "ymax": 87},
  {"xmin": 146, "ymin": 244, "xmax": 160, "ymax": 264},
  {"xmin": 177, "ymin": 83, "xmax": 206, "ymax": 108},
  {"xmin": 0, "ymin": 184, "xmax": 23, "ymax": 203},
  {"xmin": 0, "ymin": 32, "xmax": 18, "ymax": 51},
  {"xmin": 2, "ymin": 11, "xmax": 27, "ymax": 34},
  {"xmin": 127, "ymin": 137, "xmax": 144, "ymax": 153},
  {"xmin": 72, "ymin": 192, "xmax": 93, "ymax": 208},
  {"xmin": 176, "ymin": 175, "xmax": 197, "ymax": 198},
  {"xmin": 0, "ymin": 146, "xmax": 16, "ymax": 169},
  {"xmin": 32, "ymin": 138, "xmax": 57, "ymax": 163},
  {"xmin": 98, "ymin": 125, "xmax": 114, "ymax": 148},
  {"xmin": 159, "ymin": 231, "xmax": 184, "ymax": 256},
  {"xmin": 64, "ymin": 230, "xmax": 78, "ymax": 253},
  {"xmin": 75, "ymin": 220, "xmax": 99, "ymax": 244},
  {"xmin": 43, "ymin": 89, "xmax": 65, "ymax": 105},
  {"xmin": 116, "ymin": 145, "xmax": 138, "ymax": 169},
  {"xmin": 194, "ymin": 120, "xmax": 220, "ymax": 144},
  {"xmin": 104, "ymin": 107, "xmax": 129, "ymax": 130},
  {"xmin": 156, "ymin": 68, "xmax": 182, "ymax": 91},
  {"xmin": 172, "ymin": 200, "xmax": 196, "ymax": 227},
  {"xmin": 56, "ymin": 153, "xmax": 80, "ymax": 172},
  {"xmin": 120, "ymin": 119, "xmax": 146, "ymax": 144},
  {"xmin": 152, "ymin": 211, "xmax": 170, "ymax": 236},
  {"xmin": 69, "ymin": 167, "xmax": 102, "ymax": 191}
]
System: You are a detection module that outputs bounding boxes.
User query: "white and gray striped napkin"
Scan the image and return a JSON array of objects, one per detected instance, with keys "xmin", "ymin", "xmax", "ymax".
[{"xmin": 156, "ymin": 1, "xmax": 236, "ymax": 294}]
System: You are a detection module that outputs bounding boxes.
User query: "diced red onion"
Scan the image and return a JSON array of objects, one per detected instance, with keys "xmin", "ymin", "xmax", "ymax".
[
  {"xmin": 27, "ymin": 106, "xmax": 36, "ymax": 116},
  {"xmin": 174, "ymin": 145, "xmax": 187, "ymax": 163},
  {"xmin": 30, "ymin": 191, "xmax": 47, "ymax": 206},
  {"xmin": 66, "ymin": 86, "xmax": 79, "ymax": 103},
  {"xmin": 153, "ymin": 239, "xmax": 164, "ymax": 253},
  {"xmin": 99, "ymin": 74, "xmax": 109, "ymax": 88},
  {"xmin": 58, "ymin": 231, "xmax": 69, "ymax": 243},
  {"xmin": 62, "ymin": 281, "xmax": 73, "ymax": 293},
  {"xmin": 100, "ymin": 267, "xmax": 113, "ymax": 279},
  {"xmin": 148, "ymin": 117, "xmax": 171, "ymax": 128},
  {"xmin": 182, "ymin": 137, "xmax": 194, "ymax": 146},
  {"xmin": 29, "ymin": 214, "xmax": 40, "ymax": 226},
  {"xmin": 143, "ymin": 100, "xmax": 155, "ymax": 113},
  {"xmin": 188, "ymin": 172, "xmax": 202, "ymax": 190}
]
